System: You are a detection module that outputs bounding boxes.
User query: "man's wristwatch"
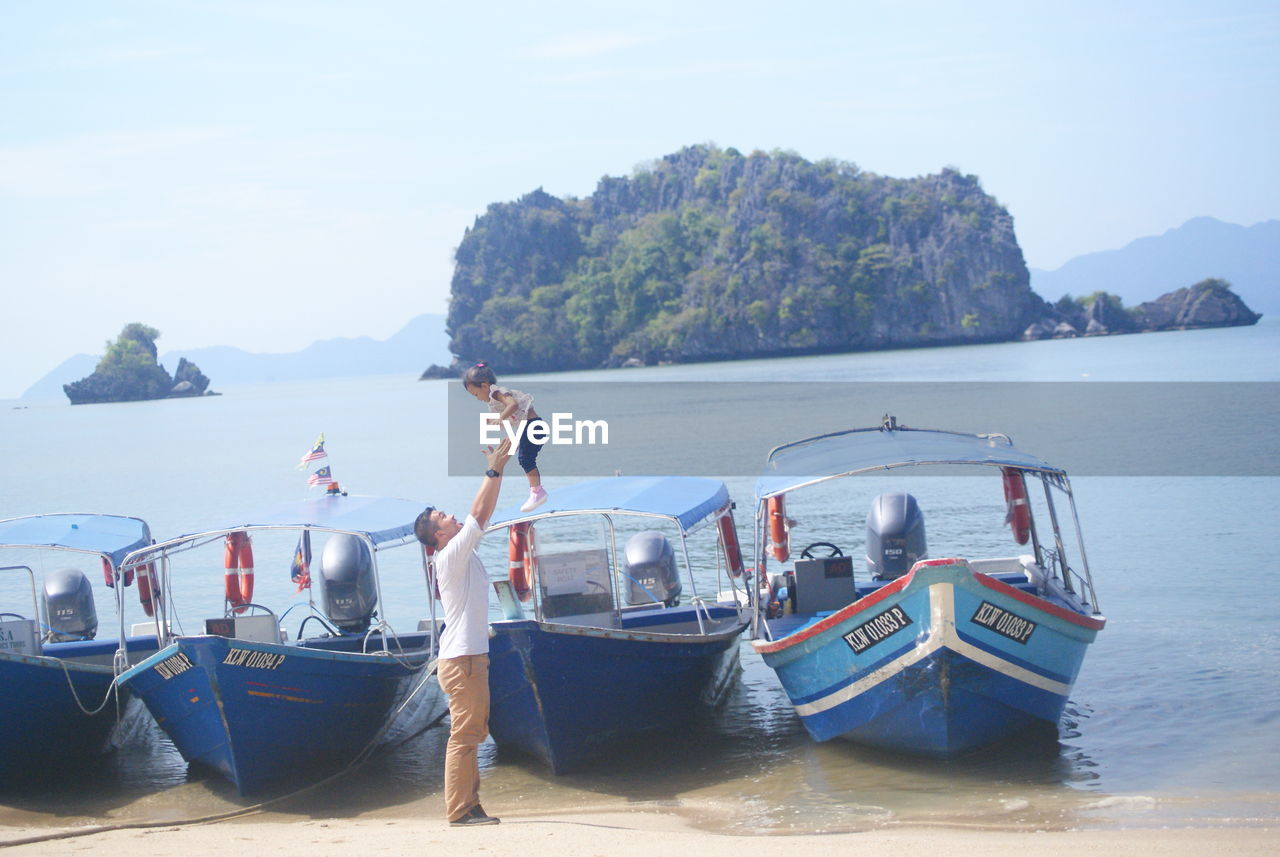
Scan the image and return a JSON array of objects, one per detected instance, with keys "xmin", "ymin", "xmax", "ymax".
[{"xmin": 485, "ymin": 468, "xmax": 500, "ymax": 479}]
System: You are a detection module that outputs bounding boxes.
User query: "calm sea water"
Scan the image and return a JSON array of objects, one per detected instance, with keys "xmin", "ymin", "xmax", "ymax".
[{"xmin": 1, "ymin": 320, "xmax": 1277, "ymax": 833}]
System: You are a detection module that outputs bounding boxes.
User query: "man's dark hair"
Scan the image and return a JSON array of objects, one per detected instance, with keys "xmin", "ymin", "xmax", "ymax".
[{"xmin": 414, "ymin": 507, "xmax": 437, "ymax": 548}]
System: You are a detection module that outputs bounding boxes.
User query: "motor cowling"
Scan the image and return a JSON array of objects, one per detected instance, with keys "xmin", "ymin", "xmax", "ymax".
[
  {"xmin": 624, "ymin": 531, "xmax": 681, "ymax": 607},
  {"xmin": 866, "ymin": 492, "xmax": 927, "ymax": 579},
  {"xmin": 319, "ymin": 534, "xmax": 377, "ymax": 632},
  {"xmin": 43, "ymin": 567, "xmax": 98, "ymax": 641}
]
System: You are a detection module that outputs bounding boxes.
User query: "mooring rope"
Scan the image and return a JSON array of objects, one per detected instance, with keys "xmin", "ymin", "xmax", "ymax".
[{"xmin": 1, "ymin": 659, "xmax": 444, "ymax": 850}]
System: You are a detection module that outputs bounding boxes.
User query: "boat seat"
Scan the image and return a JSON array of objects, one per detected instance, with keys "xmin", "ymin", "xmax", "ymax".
[
  {"xmin": 203, "ymin": 614, "xmax": 282, "ymax": 644},
  {"xmin": 618, "ymin": 605, "xmax": 739, "ymax": 630},
  {"xmin": 541, "ymin": 592, "xmax": 613, "ymax": 620},
  {"xmin": 970, "ymin": 557, "xmax": 1040, "ymax": 594},
  {"xmin": 538, "ymin": 549, "xmax": 613, "ymax": 620},
  {"xmin": 39, "ymin": 634, "xmax": 161, "ymax": 665}
]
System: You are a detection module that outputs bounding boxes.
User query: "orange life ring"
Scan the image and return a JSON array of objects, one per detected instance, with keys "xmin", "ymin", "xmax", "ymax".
[
  {"xmin": 223, "ymin": 532, "xmax": 255, "ymax": 613},
  {"xmin": 768, "ymin": 496, "xmax": 789, "ymax": 562},
  {"xmin": 1002, "ymin": 467, "xmax": 1032, "ymax": 546},
  {"xmin": 717, "ymin": 512, "xmax": 745, "ymax": 577},
  {"xmin": 508, "ymin": 522, "xmax": 534, "ymax": 602},
  {"xmin": 135, "ymin": 562, "xmax": 159, "ymax": 617}
]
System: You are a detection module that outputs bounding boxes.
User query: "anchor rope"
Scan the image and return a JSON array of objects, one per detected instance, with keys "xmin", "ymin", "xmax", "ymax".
[{"xmin": 58, "ymin": 661, "xmax": 122, "ymax": 718}]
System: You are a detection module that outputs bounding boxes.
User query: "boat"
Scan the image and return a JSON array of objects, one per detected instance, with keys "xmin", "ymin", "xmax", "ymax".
[
  {"xmin": 750, "ymin": 417, "xmax": 1105, "ymax": 757},
  {"xmin": 485, "ymin": 476, "xmax": 752, "ymax": 773},
  {"xmin": 0, "ymin": 513, "xmax": 162, "ymax": 777},
  {"xmin": 116, "ymin": 488, "xmax": 444, "ymax": 794}
]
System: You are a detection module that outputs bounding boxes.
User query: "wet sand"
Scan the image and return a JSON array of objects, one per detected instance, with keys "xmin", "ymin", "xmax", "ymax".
[{"xmin": 0, "ymin": 808, "xmax": 1275, "ymax": 857}]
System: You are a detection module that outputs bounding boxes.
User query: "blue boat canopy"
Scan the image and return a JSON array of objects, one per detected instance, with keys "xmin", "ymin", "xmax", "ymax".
[
  {"xmin": 0, "ymin": 514, "xmax": 153, "ymax": 568},
  {"xmin": 756, "ymin": 425, "xmax": 1065, "ymax": 500},
  {"xmin": 490, "ymin": 476, "xmax": 730, "ymax": 533},
  {"xmin": 126, "ymin": 494, "xmax": 427, "ymax": 563}
]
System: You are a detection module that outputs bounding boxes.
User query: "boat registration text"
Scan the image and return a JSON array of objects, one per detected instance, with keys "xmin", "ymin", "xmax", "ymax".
[
  {"xmin": 155, "ymin": 652, "xmax": 194, "ymax": 679},
  {"xmin": 222, "ymin": 648, "xmax": 286, "ymax": 670},
  {"xmin": 971, "ymin": 601, "xmax": 1036, "ymax": 644},
  {"xmin": 843, "ymin": 606, "xmax": 913, "ymax": 654}
]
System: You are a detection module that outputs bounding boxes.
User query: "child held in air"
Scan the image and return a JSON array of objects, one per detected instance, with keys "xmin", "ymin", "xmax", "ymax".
[{"xmin": 463, "ymin": 362, "xmax": 548, "ymax": 513}]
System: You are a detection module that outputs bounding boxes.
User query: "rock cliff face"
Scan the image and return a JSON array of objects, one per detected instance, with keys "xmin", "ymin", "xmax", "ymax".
[
  {"xmin": 1021, "ymin": 279, "xmax": 1260, "ymax": 340},
  {"xmin": 1131, "ymin": 279, "xmax": 1262, "ymax": 330},
  {"xmin": 170, "ymin": 357, "xmax": 211, "ymax": 397},
  {"xmin": 64, "ymin": 324, "xmax": 214, "ymax": 405},
  {"xmin": 436, "ymin": 145, "xmax": 1050, "ymax": 374}
]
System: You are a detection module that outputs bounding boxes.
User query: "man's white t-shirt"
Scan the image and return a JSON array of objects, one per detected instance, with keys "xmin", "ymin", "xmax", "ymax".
[{"xmin": 436, "ymin": 514, "xmax": 491, "ymax": 659}]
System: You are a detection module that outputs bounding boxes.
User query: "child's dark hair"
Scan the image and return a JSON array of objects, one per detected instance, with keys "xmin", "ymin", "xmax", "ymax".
[{"xmin": 462, "ymin": 362, "xmax": 497, "ymax": 388}]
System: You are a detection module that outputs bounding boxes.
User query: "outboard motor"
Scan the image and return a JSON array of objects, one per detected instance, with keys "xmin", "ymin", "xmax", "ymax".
[
  {"xmin": 624, "ymin": 531, "xmax": 682, "ymax": 607},
  {"xmin": 866, "ymin": 492, "xmax": 927, "ymax": 579},
  {"xmin": 319, "ymin": 534, "xmax": 377, "ymax": 633},
  {"xmin": 43, "ymin": 567, "xmax": 98, "ymax": 642}
]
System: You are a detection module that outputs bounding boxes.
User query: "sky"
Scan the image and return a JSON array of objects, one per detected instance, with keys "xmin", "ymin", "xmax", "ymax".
[{"xmin": 1, "ymin": 0, "xmax": 1277, "ymax": 398}]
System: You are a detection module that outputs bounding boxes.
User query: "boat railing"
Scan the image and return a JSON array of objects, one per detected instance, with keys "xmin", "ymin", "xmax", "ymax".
[
  {"xmin": 0, "ymin": 564, "xmax": 41, "ymax": 638},
  {"xmin": 1039, "ymin": 546, "xmax": 1100, "ymax": 613},
  {"xmin": 1063, "ymin": 562, "xmax": 1099, "ymax": 613},
  {"xmin": 688, "ymin": 595, "xmax": 710, "ymax": 635},
  {"xmin": 363, "ymin": 620, "xmax": 408, "ymax": 656},
  {"xmin": 1034, "ymin": 471, "xmax": 1101, "ymax": 614}
]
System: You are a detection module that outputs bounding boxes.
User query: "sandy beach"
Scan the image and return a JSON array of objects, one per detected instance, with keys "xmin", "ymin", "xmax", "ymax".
[{"xmin": 0, "ymin": 810, "xmax": 1275, "ymax": 857}]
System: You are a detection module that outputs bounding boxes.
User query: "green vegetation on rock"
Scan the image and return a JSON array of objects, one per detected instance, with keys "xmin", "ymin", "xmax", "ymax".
[
  {"xmin": 440, "ymin": 145, "xmax": 1048, "ymax": 373},
  {"xmin": 64, "ymin": 323, "xmax": 212, "ymax": 405}
]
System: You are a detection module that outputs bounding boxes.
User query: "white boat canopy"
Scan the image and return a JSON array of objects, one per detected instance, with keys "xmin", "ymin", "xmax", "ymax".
[
  {"xmin": 756, "ymin": 423, "xmax": 1066, "ymax": 500},
  {"xmin": 490, "ymin": 476, "xmax": 730, "ymax": 533},
  {"xmin": 0, "ymin": 513, "xmax": 153, "ymax": 568},
  {"xmin": 121, "ymin": 493, "xmax": 427, "ymax": 567}
]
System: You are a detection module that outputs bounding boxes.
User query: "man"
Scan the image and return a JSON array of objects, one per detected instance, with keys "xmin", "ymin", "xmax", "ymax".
[{"xmin": 414, "ymin": 439, "xmax": 511, "ymax": 827}]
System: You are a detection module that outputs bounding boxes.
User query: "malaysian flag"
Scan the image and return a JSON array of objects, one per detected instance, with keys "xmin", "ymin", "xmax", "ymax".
[
  {"xmin": 290, "ymin": 530, "xmax": 312, "ymax": 592},
  {"xmin": 307, "ymin": 465, "xmax": 335, "ymax": 487},
  {"xmin": 297, "ymin": 434, "xmax": 327, "ymax": 468}
]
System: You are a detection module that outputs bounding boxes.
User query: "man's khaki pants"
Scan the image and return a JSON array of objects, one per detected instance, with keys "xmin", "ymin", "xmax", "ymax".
[{"xmin": 437, "ymin": 654, "xmax": 490, "ymax": 822}]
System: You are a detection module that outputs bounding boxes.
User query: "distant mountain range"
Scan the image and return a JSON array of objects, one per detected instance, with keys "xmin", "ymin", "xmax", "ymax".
[
  {"xmin": 1030, "ymin": 217, "xmax": 1278, "ymax": 314},
  {"xmin": 22, "ymin": 313, "xmax": 450, "ymax": 401}
]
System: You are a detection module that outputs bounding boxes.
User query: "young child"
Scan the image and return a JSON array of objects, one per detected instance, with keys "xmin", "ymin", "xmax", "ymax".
[{"xmin": 463, "ymin": 362, "xmax": 548, "ymax": 512}]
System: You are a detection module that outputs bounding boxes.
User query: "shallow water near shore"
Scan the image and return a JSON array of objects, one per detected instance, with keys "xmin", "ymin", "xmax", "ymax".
[{"xmin": 2, "ymin": 321, "xmax": 1278, "ymax": 833}]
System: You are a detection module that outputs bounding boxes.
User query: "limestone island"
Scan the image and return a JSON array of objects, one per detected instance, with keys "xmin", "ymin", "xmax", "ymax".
[
  {"xmin": 64, "ymin": 323, "xmax": 216, "ymax": 405},
  {"xmin": 419, "ymin": 144, "xmax": 1261, "ymax": 379},
  {"xmin": 1022, "ymin": 277, "xmax": 1262, "ymax": 340}
]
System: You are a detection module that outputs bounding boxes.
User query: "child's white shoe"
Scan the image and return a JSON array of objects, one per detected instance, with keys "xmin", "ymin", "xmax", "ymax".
[{"xmin": 520, "ymin": 487, "xmax": 548, "ymax": 513}]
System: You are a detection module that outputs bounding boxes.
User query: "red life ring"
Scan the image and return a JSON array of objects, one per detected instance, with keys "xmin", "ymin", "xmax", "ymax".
[
  {"xmin": 1002, "ymin": 467, "xmax": 1032, "ymax": 546},
  {"xmin": 768, "ymin": 496, "xmax": 789, "ymax": 562},
  {"xmin": 135, "ymin": 562, "xmax": 160, "ymax": 617},
  {"xmin": 223, "ymin": 532, "xmax": 255, "ymax": 613},
  {"xmin": 102, "ymin": 557, "xmax": 134, "ymax": 588},
  {"xmin": 507, "ymin": 522, "xmax": 534, "ymax": 602},
  {"xmin": 717, "ymin": 512, "xmax": 745, "ymax": 577}
]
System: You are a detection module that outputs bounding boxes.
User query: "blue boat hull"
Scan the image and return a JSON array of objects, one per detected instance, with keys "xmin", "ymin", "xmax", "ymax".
[
  {"xmin": 0, "ymin": 652, "xmax": 123, "ymax": 777},
  {"xmin": 755, "ymin": 560, "xmax": 1103, "ymax": 757},
  {"xmin": 488, "ymin": 613, "xmax": 745, "ymax": 773},
  {"xmin": 119, "ymin": 634, "xmax": 436, "ymax": 794}
]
